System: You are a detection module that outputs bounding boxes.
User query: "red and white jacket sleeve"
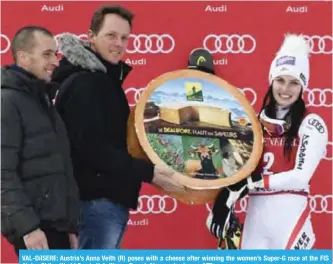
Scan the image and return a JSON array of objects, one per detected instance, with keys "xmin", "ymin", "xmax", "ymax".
[{"xmin": 263, "ymin": 113, "xmax": 328, "ymax": 190}]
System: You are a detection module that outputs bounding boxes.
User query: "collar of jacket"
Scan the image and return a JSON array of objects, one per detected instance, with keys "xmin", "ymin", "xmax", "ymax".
[
  {"xmin": 1, "ymin": 65, "xmax": 57, "ymax": 108},
  {"xmin": 86, "ymin": 46, "xmax": 132, "ymax": 84},
  {"xmin": 57, "ymin": 33, "xmax": 132, "ymax": 83},
  {"xmin": 2, "ymin": 65, "xmax": 53, "ymax": 94},
  {"xmin": 11, "ymin": 64, "xmax": 40, "ymax": 80}
]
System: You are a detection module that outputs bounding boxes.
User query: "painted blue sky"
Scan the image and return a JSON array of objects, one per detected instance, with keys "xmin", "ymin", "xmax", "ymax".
[{"xmin": 148, "ymin": 77, "xmax": 250, "ymax": 120}]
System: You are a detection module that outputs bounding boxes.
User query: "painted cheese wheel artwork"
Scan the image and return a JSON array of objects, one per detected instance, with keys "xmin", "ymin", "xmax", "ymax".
[{"xmin": 127, "ymin": 69, "xmax": 263, "ymax": 204}]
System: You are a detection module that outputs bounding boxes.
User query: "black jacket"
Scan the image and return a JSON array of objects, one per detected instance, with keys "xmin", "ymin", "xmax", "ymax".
[
  {"xmin": 51, "ymin": 33, "xmax": 154, "ymax": 209},
  {"xmin": 1, "ymin": 65, "xmax": 80, "ymax": 244}
]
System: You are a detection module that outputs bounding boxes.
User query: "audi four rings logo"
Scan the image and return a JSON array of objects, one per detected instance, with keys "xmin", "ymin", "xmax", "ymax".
[
  {"xmin": 124, "ymin": 87, "xmax": 257, "ymax": 106},
  {"xmin": 303, "ymin": 88, "xmax": 332, "ymax": 108},
  {"xmin": 127, "ymin": 34, "xmax": 175, "ymax": 54},
  {"xmin": 1, "ymin": 34, "xmax": 11, "ymax": 54},
  {"xmin": 309, "ymin": 194, "xmax": 333, "ymax": 213},
  {"xmin": 57, "ymin": 33, "xmax": 176, "ymax": 55},
  {"xmin": 203, "ymin": 34, "xmax": 256, "ymax": 54},
  {"xmin": 130, "ymin": 195, "xmax": 177, "ymax": 214},
  {"xmin": 304, "ymin": 35, "xmax": 333, "ymax": 54},
  {"xmin": 206, "ymin": 194, "xmax": 332, "ymax": 214}
]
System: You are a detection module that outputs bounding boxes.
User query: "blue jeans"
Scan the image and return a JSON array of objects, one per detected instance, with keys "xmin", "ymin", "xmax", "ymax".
[{"xmin": 78, "ymin": 198, "xmax": 129, "ymax": 249}]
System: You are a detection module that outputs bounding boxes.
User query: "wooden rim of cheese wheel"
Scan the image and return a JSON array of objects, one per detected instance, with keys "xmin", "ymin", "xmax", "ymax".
[{"xmin": 135, "ymin": 69, "xmax": 263, "ymax": 190}]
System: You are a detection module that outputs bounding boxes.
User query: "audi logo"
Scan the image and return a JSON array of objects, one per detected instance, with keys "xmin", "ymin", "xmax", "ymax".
[
  {"xmin": 127, "ymin": 34, "xmax": 175, "ymax": 54},
  {"xmin": 203, "ymin": 34, "xmax": 256, "ymax": 54},
  {"xmin": 323, "ymin": 141, "xmax": 332, "ymax": 161},
  {"xmin": 1, "ymin": 34, "xmax": 11, "ymax": 54},
  {"xmin": 308, "ymin": 118, "xmax": 325, "ymax": 134},
  {"xmin": 206, "ymin": 194, "xmax": 332, "ymax": 214},
  {"xmin": 54, "ymin": 33, "xmax": 175, "ymax": 54},
  {"xmin": 303, "ymin": 88, "xmax": 332, "ymax": 108},
  {"xmin": 130, "ymin": 195, "xmax": 177, "ymax": 214},
  {"xmin": 304, "ymin": 35, "xmax": 333, "ymax": 54},
  {"xmin": 309, "ymin": 194, "xmax": 332, "ymax": 213},
  {"xmin": 238, "ymin": 87, "xmax": 257, "ymax": 106}
]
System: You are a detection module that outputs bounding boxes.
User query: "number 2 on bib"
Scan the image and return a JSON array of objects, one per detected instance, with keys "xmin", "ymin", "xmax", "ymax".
[{"xmin": 262, "ymin": 152, "xmax": 274, "ymax": 176}]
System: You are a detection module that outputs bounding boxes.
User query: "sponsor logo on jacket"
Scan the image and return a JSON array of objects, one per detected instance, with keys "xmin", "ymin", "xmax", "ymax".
[
  {"xmin": 294, "ymin": 232, "xmax": 311, "ymax": 249},
  {"xmin": 308, "ymin": 118, "xmax": 325, "ymax": 133},
  {"xmin": 297, "ymin": 134, "xmax": 309, "ymax": 170}
]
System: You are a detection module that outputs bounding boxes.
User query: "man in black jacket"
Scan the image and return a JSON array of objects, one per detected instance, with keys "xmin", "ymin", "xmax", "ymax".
[
  {"xmin": 52, "ymin": 5, "xmax": 183, "ymax": 249},
  {"xmin": 1, "ymin": 26, "xmax": 80, "ymax": 254}
]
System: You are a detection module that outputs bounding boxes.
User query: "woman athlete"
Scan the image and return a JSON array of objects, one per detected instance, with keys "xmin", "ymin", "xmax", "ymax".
[{"xmin": 207, "ymin": 34, "xmax": 328, "ymax": 249}]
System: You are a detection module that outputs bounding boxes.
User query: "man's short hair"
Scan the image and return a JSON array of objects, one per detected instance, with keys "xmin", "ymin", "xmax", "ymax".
[
  {"xmin": 90, "ymin": 5, "xmax": 134, "ymax": 34},
  {"xmin": 11, "ymin": 26, "xmax": 54, "ymax": 63}
]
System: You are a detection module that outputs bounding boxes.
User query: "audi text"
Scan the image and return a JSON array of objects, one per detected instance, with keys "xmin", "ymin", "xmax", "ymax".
[
  {"xmin": 128, "ymin": 219, "xmax": 149, "ymax": 226},
  {"xmin": 125, "ymin": 58, "xmax": 147, "ymax": 65},
  {"xmin": 41, "ymin": 4, "xmax": 64, "ymax": 12},
  {"xmin": 286, "ymin": 6, "xmax": 308, "ymax": 13},
  {"xmin": 213, "ymin": 58, "xmax": 228, "ymax": 65},
  {"xmin": 205, "ymin": 5, "xmax": 227, "ymax": 12}
]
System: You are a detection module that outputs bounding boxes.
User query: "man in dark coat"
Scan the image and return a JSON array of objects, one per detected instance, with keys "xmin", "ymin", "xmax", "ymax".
[
  {"xmin": 51, "ymin": 5, "xmax": 183, "ymax": 249},
  {"xmin": 1, "ymin": 26, "xmax": 80, "ymax": 254}
]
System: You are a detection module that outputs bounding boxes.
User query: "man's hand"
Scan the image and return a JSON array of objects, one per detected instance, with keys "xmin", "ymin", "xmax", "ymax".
[
  {"xmin": 23, "ymin": 229, "xmax": 48, "ymax": 249},
  {"xmin": 68, "ymin": 233, "xmax": 78, "ymax": 249},
  {"xmin": 152, "ymin": 164, "xmax": 185, "ymax": 192}
]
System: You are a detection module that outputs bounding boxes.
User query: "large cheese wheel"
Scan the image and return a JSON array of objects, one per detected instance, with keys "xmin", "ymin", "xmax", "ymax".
[{"xmin": 127, "ymin": 69, "xmax": 263, "ymax": 204}]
